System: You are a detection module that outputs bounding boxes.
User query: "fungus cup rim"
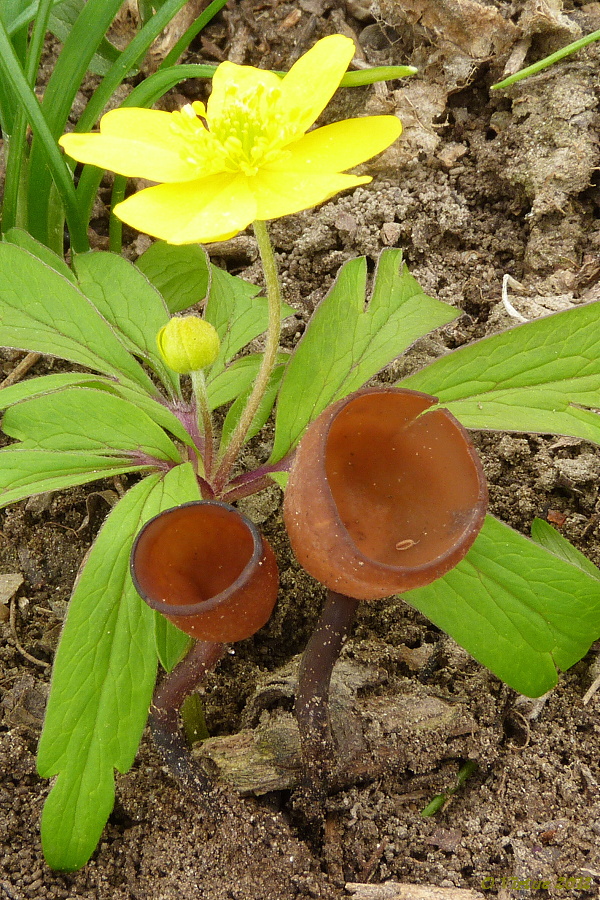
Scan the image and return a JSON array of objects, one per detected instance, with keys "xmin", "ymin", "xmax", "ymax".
[
  {"xmin": 322, "ymin": 388, "xmax": 487, "ymax": 576},
  {"xmin": 130, "ymin": 499, "xmax": 267, "ymax": 617}
]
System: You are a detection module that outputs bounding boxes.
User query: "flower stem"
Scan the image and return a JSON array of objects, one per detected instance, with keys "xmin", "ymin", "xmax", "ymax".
[
  {"xmin": 213, "ymin": 219, "xmax": 282, "ymax": 492},
  {"xmin": 150, "ymin": 640, "xmax": 224, "ymax": 796},
  {"xmin": 295, "ymin": 590, "xmax": 360, "ymax": 772},
  {"xmin": 192, "ymin": 369, "xmax": 215, "ymax": 478}
]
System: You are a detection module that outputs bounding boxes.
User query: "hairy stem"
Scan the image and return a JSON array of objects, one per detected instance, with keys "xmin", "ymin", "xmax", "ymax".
[
  {"xmin": 150, "ymin": 640, "xmax": 224, "ymax": 795},
  {"xmin": 295, "ymin": 590, "xmax": 360, "ymax": 770},
  {"xmin": 213, "ymin": 219, "xmax": 282, "ymax": 492},
  {"xmin": 192, "ymin": 369, "xmax": 215, "ymax": 478}
]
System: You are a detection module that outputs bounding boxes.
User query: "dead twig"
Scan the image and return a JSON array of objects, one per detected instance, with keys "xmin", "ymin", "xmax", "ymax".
[
  {"xmin": 9, "ymin": 597, "xmax": 50, "ymax": 669},
  {"xmin": 0, "ymin": 352, "xmax": 41, "ymax": 389}
]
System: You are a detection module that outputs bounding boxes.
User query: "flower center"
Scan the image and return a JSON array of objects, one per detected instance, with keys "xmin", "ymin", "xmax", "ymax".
[
  {"xmin": 171, "ymin": 84, "xmax": 300, "ymax": 177},
  {"xmin": 210, "ymin": 83, "xmax": 295, "ymax": 175}
]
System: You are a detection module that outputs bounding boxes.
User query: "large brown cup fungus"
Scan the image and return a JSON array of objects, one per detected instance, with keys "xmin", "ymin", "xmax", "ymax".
[
  {"xmin": 283, "ymin": 387, "xmax": 487, "ymax": 774},
  {"xmin": 130, "ymin": 500, "xmax": 279, "ymax": 792}
]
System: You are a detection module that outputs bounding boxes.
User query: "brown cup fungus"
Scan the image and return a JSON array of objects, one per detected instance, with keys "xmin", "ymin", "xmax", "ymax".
[
  {"xmin": 284, "ymin": 386, "xmax": 487, "ymax": 600},
  {"xmin": 131, "ymin": 501, "xmax": 279, "ymax": 794},
  {"xmin": 131, "ymin": 500, "xmax": 279, "ymax": 642},
  {"xmin": 284, "ymin": 387, "xmax": 487, "ymax": 777}
]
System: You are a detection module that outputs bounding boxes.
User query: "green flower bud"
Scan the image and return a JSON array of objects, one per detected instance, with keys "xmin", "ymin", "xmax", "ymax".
[{"xmin": 157, "ymin": 315, "xmax": 220, "ymax": 374}]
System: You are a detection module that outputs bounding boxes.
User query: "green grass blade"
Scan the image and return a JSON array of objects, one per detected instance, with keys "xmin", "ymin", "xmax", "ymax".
[
  {"xmin": 492, "ymin": 29, "xmax": 600, "ymax": 90},
  {"xmin": 158, "ymin": 0, "xmax": 228, "ymax": 70},
  {"xmin": 37, "ymin": 463, "xmax": 200, "ymax": 870},
  {"xmin": 0, "ymin": 0, "xmax": 53, "ymax": 233},
  {"xmin": 340, "ymin": 66, "xmax": 417, "ymax": 86},
  {"xmin": 25, "ymin": 0, "xmax": 124, "ymax": 245},
  {"xmin": 74, "ymin": 0, "xmax": 190, "ymax": 135},
  {"xmin": 0, "ymin": 19, "xmax": 87, "ymax": 249},
  {"xmin": 49, "ymin": 0, "xmax": 123, "ymax": 77},
  {"xmin": 5, "ymin": 0, "xmax": 63, "ymax": 36}
]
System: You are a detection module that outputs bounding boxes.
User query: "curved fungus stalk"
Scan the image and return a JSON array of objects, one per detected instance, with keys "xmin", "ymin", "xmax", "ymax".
[
  {"xmin": 130, "ymin": 500, "xmax": 279, "ymax": 793},
  {"xmin": 283, "ymin": 387, "xmax": 488, "ymax": 768}
]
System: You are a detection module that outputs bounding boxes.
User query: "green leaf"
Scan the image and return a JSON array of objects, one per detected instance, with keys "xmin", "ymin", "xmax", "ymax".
[
  {"xmin": 0, "ymin": 448, "xmax": 149, "ymax": 508},
  {"xmin": 135, "ymin": 241, "xmax": 210, "ymax": 313},
  {"xmin": 73, "ymin": 251, "xmax": 177, "ymax": 394},
  {"xmin": 0, "ymin": 373, "xmax": 197, "ymax": 449},
  {"xmin": 400, "ymin": 301, "xmax": 600, "ymax": 444},
  {"xmin": 207, "ymin": 351, "xmax": 289, "ymax": 411},
  {"xmin": 0, "ymin": 243, "xmax": 157, "ymax": 394},
  {"xmin": 37, "ymin": 462, "xmax": 200, "ymax": 871},
  {"xmin": 204, "ymin": 267, "xmax": 263, "ymax": 365},
  {"xmin": 3, "ymin": 387, "xmax": 181, "ymax": 461},
  {"xmin": 204, "ymin": 266, "xmax": 294, "ymax": 383},
  {"xmin": 221, "ymin": 360, "xmax": 286, "ymax": 448},
  {"xmin": 270, "ymin": 249, "xmax": 458, "ymax": 462},
  {"xmin": 530, "ymin": 518, "xmax": 600, "ymax": 582},
  {"xmin": 90, "ymin": 381, "xmax": 197, "ymax": 449},
  {"xmin": 0, "ymin": 372, "xmax": 104, "ymax": 407},
  {"xmin": 405, "ymin": 515, "xmax": 600, "ymax": 697},
  {"xmin": 154, "ymin": 616, "xmax": 193, "ymax": 673},
  {"xmin": 207, "ymin": 354, "xmax": 262, "ymax": 410},
  {"xmin": 49, "ymin": 0, "xmax": 124, "ymax": 76},
  {"xmin": 3, "ymin": 227, "xmax": 76, "ymax": 282}
]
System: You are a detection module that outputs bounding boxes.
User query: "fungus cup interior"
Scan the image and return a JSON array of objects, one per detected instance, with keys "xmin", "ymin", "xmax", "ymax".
[
  {"xmin": 131, "ymin": 501, "xmax": 279, "ymax": 642},
  {"xmin": 284, "ymin": 388, "xmax": 488, "ymax": 599}
]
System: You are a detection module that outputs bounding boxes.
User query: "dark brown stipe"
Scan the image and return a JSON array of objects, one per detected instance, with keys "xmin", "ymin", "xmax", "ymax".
[
  {"xmin": 149, "ymin": 640, "xmax": 224, "ymax": 795},
  {"xmin": 295, "ymin": 590, "xmax": 359, "ymax": 779}
]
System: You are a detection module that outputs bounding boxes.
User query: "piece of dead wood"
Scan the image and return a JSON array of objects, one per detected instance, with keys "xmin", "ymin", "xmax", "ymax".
[
  {"xmin": 345, "ymin": 882, "xmax": 485, "ymax": 899},
  {"xmin": 194, "ymin": 656, "xmax": 472, "ymax": 795}
]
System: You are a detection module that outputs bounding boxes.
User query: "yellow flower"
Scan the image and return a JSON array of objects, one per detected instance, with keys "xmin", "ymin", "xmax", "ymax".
[
  {"xmin": 59, "ymin": 35, "xmax": 402, "ymax": 244},
  {"xmin": 157, "ymin": 315, "xmax": 220, "ymax": 373}
]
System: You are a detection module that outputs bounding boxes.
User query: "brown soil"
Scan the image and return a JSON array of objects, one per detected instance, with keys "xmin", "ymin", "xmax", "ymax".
[{"xmin": 2, "ymin": 2, "xmax": 600, "ymax": 899}]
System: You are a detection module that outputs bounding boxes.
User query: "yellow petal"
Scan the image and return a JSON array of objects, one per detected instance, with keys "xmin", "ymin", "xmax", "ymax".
[
  {"xmin": 113, "ymin": 173, "xmax": 257, "ymax": 244},
  {"xmin": 251, "ymin": 169, "xmax": 371, "ymax": 221},
  {"xmin": 59, "ymin": 107, "xmax": 223, "ymax": 182},
  {"xmin": 274, "ymin": 116, "xmax": 402, "ymax": 173},
  {"xmin": 207, "ymin": 61, "xmax": 284, "ymax": 124},
  {"xmin": 59, "ymin": 109, "xmax": 205, "ymax": 182},
  {"xmin": 279, "ymin": 35, "xmax": 356, "ymax": 137}
]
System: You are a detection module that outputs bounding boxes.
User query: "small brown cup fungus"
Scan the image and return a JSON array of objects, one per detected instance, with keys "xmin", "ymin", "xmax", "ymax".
[
  {"xmin": 131, "ymin": 500, "xmax": 279, "ymax": 642},
  {"xmin": 130, "ymin": 500, "xmax": 279, "ymax": 792},
  {"xmin": 283, "ymin": 387, "xmax": 487, "ymax": 773}
]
